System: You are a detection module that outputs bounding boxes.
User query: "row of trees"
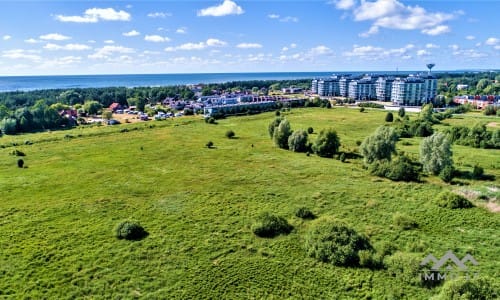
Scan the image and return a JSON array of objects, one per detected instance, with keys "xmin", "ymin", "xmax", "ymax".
[{"xmin": 268, "ymin": 117, "xmax": 340, "ymax": 157}]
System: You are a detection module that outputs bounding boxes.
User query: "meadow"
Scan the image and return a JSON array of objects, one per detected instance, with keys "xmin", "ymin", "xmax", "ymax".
[{"xmin": 0, "ymin": 107, "xmax": 498, "ymax": 299}]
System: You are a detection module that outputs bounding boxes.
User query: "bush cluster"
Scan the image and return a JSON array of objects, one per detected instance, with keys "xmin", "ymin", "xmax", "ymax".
[
  {"xmin": 115, "ymin": 221, "xmax": 147, "ymax": 240},
  {"xmin": 444, "ymin": 123, "xmax": 499, "ymax": 149},
  {"xmin": 392, "ymin": 212, "xmax": 418, "ymax": 230},
  {"xmin": 435, "ymin": 191, "xmax": 474, "ymax": 209},
  {"xmin": 252, "ymin": 213, "xmax": 293, "ymax": 238},
  {"xmin": 225, "ymin": 130, "xmax": 235, "ymax": 139},
  {"xmin": 369, "ymin": 156, "xmax": 420, "ymax": 182},
  {"xmin": 305, "ymin": 218, "xmax": 372, "ymax": 267},
  {"xmin": 358, "ymin": 102, "xmax": 384, "ymax": 109},
  {"xmin": 434, "ymin": 277, "xmax": 499, "ymax": 300}
]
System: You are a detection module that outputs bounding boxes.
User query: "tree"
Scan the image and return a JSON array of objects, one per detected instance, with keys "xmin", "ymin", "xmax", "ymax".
[
  {"xmin": 273, "ymin": 119, "xmax": 292, "ymax": 149},
  {"xmin": 398, "ymin": 107, "xmax": 406, "ymax": 118},
  {"xmin": 312, "ymin": 128, "xmax": 340, "ymax": 158},
  {"xmin": 268, "ymin": 117, "xmax": 282, "ymax": 138},
  {"xmin": 419, "ymin": 103, "xmax": 435, "ymax": 123},
  {"xmin": 0, "ymin": 118, "xmax": 17, "ymax": 134},
  {"xmin": 476, "ymin": 78, "xmax": 490, "ymax": 91},
  {"xmin": 360, "ymin": 126, "xmax": 398, "ymax": 165},
  {"xmin": 102, "ymin": 110, "xmax": 113, "ymax": 121},
  {"xmin": 420, "ymin": 132, "xmax": 453, "ymax": 175},
  {"xmin": 288, "ymin": 130, "xmax": 309, "ymax": 152},
  {"xmin": 385, "ymin": 112, "xmax": 394, "ymax": 122},
  {"xmin": 83, "ymin": 101, "xmax": 102, "ymax": 115}
]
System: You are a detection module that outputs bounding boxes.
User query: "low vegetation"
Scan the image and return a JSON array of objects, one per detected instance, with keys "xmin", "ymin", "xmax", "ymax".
[
  {"xmin": 251, "ymin": 212, "xmax": 293, "ymax": 238},
  {"xmin": 115, "ymin": 221, "xmax": 147, "ymax": 240},
  {"xmin": 435, "ymin": 191, "xmax": 474, "ymax": 209}
]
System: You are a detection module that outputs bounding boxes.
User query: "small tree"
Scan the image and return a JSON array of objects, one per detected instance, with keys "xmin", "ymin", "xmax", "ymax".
[
  {"xmin": 420, "ymin": 132, "xmax": 453, "ymax": 175},
  {"xmin": 17, "ymin": 159, "xmax": 24, "ymax": 168},
  {"xmin": 307, "ymin": 127, "xmax": 314, "ymax": 134},
  {"xmin": 360, "ymin": 126, "xmax": 398, "ymax": 165},
  {"xmin": 102, "ymin": 110, "xmax": 113, "ymax": 121},
  {"xmin": 288, "ymin": 130, "xmax": 308, "ymax": 152},
  {"xmin": 398, "ymin": 107, "xmax": 406, "ymax": 118},
  {"xmin": 385, "ymin": 112, "xmax": 394, "ymax": 122},
  {"xmin": 312, "ymin": 128, "xmax": 340, "ymax": 158},
  {"xmin": 115, "ymin": 221, "xmax": 147, "ymax": 240},
  {"xmin": 273, "ymin": 119, "xmax": 292, "ymax": 149}
]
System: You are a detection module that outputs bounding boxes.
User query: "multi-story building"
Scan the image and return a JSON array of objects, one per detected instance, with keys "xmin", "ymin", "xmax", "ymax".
[
  {"xmin": 311, "ymin": 79, "xmax": 319, "ymax": 94},
  {"xmin": 317, "ymin": 77, "xmax": 340, "ymax": 96},
  {"xmin": 390, "ymin": 74, "xmax": 437, "ymax": 106},
  {"xmin": 348, "ymin": 76, "xmax": 376, "ymax": 100},
  {"xmin": 339, "ymin": 76, "xmax": 350, "ymax": 97},
  {"xmin": 375, "ymin": 77, "xmax": 394, "ymax": 101}
]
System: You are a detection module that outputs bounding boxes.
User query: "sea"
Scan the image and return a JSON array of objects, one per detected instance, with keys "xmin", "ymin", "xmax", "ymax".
[{"xmin": 0, "ymin": 71, "xmax": 467, "ymax": 93}]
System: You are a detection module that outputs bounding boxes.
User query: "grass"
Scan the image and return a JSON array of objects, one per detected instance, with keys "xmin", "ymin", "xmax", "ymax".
[{"xmin": 0, "ymin": 107, "xmax": 498, "ymax": 299}]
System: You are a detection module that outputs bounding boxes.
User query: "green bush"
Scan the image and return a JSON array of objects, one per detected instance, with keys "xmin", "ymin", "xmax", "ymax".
[
  {"xmin": 252, "ymin": 212, "xmax": 293, "ymax": 238},
  {"xmin": 435, "ymin": 191, "xmax": 474, "ymax": 209},
  {"xmin": 433, "ymin": 277, "xmax": 499, "ymax": 300},
  {"xmin": 483, "ymin": 105, "xmax": 497, "ymax": 116},
  {"xmin": 288, "ymin": 130, "xmax": 308, "ymax": 152},
  {"xmin": 206, "ymin": 141, "xmax": 214, "ymax": 148},
  {"xmin": 312, "ymin": 128, "xmax": 340, "ymax": 158},
  {"xmin": 295, "ymin": 207, "xmax": 315, "ymax": 219},
  {"xmin": 268, "ymin": 117, "xmax": 282, "ymax": 138},
  {"xmin": 393, "ymin": 212, "xmax": 418, "ymax": 230},
  {"xmin": 472, "ymin": 165, "xmax": 484, "ymax": 179},
  {"xmin": 11, "ymin": 149, "xmax": 26, "ymax": 156},
  {"xmin": 17, "ymin": 159, "xmax": 24, "ymax": 168},
  {"xmin": 440, "ymin": 165, "xmax": 454, "ymax": 183},
  {"xmin": 358, "ymin": 250, "xmax": 383, "ymax": 269},
  {"xmin": 207, "ymin": 117, "xmax": 216, "ymax": 124},
  {"xmin": 115, "ymin": 221, "xmax": 147, "ymax": 240},
  {"xmin": 359, "ymin": 107, "xmax": 365, "ymax": 113},
  {"xmin": 273, "ymin": 119, "xmax": 292, "ymax": 149},
  {"xmin": 385, "ymin": 112, "xmax": 394, "ymax": 122},
  {"xmin": 225, "ymin": 130, "xmax": 235, "ymax": 139},
  {"xmin": 384, "ymin": 252, "xmax": 423, "ymax": 286},
  {"xmin": 305, "ymin": 218, "xmax": 372, "ymax": 267},
  {"xmin": 369, "ymin": 156, "xmax": 420, "ymax": 182},
  {"xmin": 307, "ymin": 127, "xmax": 314, "ymax": 134},
  {"xmin": 339, "ymin": 152, "xmax": 346, "ymax": 162}
]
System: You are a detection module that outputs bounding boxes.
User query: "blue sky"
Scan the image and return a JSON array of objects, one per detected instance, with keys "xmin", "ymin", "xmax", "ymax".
[{"xmin": 0, "ymin": 0, "xmax": 498, "ymax": 75}]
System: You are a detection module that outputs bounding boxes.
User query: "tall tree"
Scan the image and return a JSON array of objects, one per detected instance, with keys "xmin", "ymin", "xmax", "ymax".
[
  {"xmin": 420, "ymin": 132, "xmax": 453, "ymax": 175},
  {"xmin": 360, "ymin": 126, "xmax": 398, "ymax": 165},
  {"xmin": 273, "ymin": 119, "xmax": 292, "ymax": 149},
  {"xmin": 312, "ymin": 128, "xmax": 340, "ymax": 158}
]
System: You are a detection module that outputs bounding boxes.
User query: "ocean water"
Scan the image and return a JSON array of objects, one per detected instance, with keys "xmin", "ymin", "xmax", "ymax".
[
  {"xmin": 0, "ymin": 71, "xmax": 435, "ymax": 93},
  {"xmin": 0, "ymin": 72, "xmax": 339, "ymax": 93}
]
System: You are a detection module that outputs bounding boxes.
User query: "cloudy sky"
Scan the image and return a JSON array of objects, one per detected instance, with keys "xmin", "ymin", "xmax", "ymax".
[{"xmin": 0, "ymin": 0, "xmax": 498, "ymax": 75}]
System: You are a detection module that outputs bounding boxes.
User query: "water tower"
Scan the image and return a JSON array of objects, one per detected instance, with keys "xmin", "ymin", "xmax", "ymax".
[{"xmin": 426, "ymin": 63, "xmax": 435, "ymax": 74}]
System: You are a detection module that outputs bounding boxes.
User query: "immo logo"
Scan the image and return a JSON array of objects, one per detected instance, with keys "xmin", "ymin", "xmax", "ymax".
[{"xmin": 420, "ymin": 250, "xmax": 479, "ymax": 282}]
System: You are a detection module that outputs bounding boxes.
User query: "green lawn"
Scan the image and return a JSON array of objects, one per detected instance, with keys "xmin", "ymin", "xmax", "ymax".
[{"xmin": 1, "ymin": 107, "xmax": 498, "ymax": 299}]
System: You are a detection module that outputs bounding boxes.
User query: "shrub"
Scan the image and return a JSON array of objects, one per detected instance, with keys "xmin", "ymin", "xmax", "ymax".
[
  {"xmin": 360, "ymin": 126, "xmax": 398, "ymax": 165},
  {"xmin": 472, "ymin": 165, "xmax": 484, "ymax": 179},
  {"xmin": 115, "ymin": 221, "xmax": 147, "ymax": 240},
  {"xmin": 275, "ymin": 110, "xmax": 281, "ymax": 116},
  {"xmin": 305, "ymin": 218, "xmax": 372, "ymax": 267},
  {"xmin": 483, "ymin": 105, "xmax": 497, "ymax": 116},
  {"xmin": 435, "ymin": 191, "xmax": 474, "ymax": 209},
  {"xmin": 288, "ymin": 130, "xmax": 308, "ymax": 152},
  {"xmin": 420, "ymin": 133, "xmax": 453, "ymax": 175},
  {"xmin": 385, "ymin": 112, "xmax": 394, "ymax": 122},
  {"xmin": 385, "ymin": 252, "xmax": 424, "ymax": 286},
  {"xmin": 17, "ymin": 159, "xmax": 24, "ymax": 168},
  {"xmin": 307, "ymin": 127, "xmax": 314, "ymax": 134},
  {"xmin": 359, "ymin": 107, "xmax": 365, "ymax": 113},
  {"xmin": 339, "ymin": 152, "xmax": 346, "ymax": 162},
  {"xmin": 225, "ymin": 130, "xmax": 235, "ymax": 139},
  {"xmin": 398, "ymin": 107, "xmax": 406, "ymax": 118},
  {"xmin": 393, "ymin": 212, "xmax": 418, "ymax": 230},
  {"xmin": 252, "ymin": 212, "xmax": 293, "ymax": 238},
  {"xmin": 358, "ymin": 250, "xmax": 383, "ymax": 269},
  {"xmin": 11, "ymin": 149, "xmax": 26, "ymax": 156},
  {"xmin": 206, "ymin": 141, "xmax": 214, "ymax": 148},
  {"xmin": 433, "ymin": 277, "xmax": 499, "ymax": 300},
  {"xmin": 440, "ymin": 165, "xmax": 454, "ymax": 183},
  {"xmin": 312, "ymin": 128, "xmax": 340, "ymax": 158},
  {"xmin": 207, "ymin": 117, "xmax": 216, "ymax": 124},
  {"xmin": 295, "ymin": 207, "xmax": 315, "ymax": 219}
]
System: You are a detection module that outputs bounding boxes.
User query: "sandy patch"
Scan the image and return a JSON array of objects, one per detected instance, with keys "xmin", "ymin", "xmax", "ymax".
[{"xmin": 486, "ymin": 122, "xmax": 498, "ymax": 128}]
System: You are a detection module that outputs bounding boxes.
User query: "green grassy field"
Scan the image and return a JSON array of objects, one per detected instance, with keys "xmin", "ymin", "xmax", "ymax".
[{"xmin": 1, "ymin": 107, "xmax": 498, "ymax": 299}]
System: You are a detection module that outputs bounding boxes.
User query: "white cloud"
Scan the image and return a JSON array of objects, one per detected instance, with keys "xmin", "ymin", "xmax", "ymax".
[
  {"xmin": 236, "ymin": 43, "xmax": 263, "ymax": 49},
  {"xmin": 25, "ymin": 38, "xmax": 40, "ymax": 44},
  {"xmin": 309, "ymin": 45, "xmax": 332, "ymax": 55},
  {"xmin": 495, "ymin": 45, "xmax": 500, "ymax": 50},
  {"xmin": 334, "ymin": 0, "xmax": 356, "ymax": 10},
  {"xmin": 485, "ymin": 37, "xmax": 499, "ymax": 45},
  {"xmin": 145, "ymin": 35, "xmax": 171, "ymax": 43},
  {"xmin": 343, "ymin": 44, "xmax": 414, "ymax": 60},
  {"xmin": 197, "ymin": 0, "xmax": 244, "ymax": 17},
  {"xmin": 425, "ymin": 43, "xmax": 439, "ymax": 49},
  {"xmin": 40, "ymin": 33, "xmax": 71, "ymax": 41},
  {"xmin": 421, "ymin": 25, "xmax": 450, "ymax": 36},
  {"xmin": 55, "ymin": 8, "xmax": 131, "ymax": 23},
  {"xmin": 268, "ymin": 14, "xmax": 280, "ymax": 19},
  {"xmin": 88, "ymin": 45, "xmax": 135, "ymax": 59},
  {"xmin": 147, "ymin": 12, "xmax": 172, "ymax": 18},
  {"xmin": 2, "ymin": 49, "xmax": 41, "ymax": 61},
  {"xmin": 282, "ymin": 47, "xmax": 289, "ymax": 52},
  {"xmin": 104, "ymin": 40, "xmax": 115, "ymax": 44},
  {"xmin": 3, "ymin": 35, "xmax": 12, "ymax": 41},
  {"xmin": 280, "ymin": 16, "xmax": 299, "ymax": 23},
  {"xmin": 123, "ymin": 30, "xmax": 140, "ymax": 37},
  {"xmin": 466, "ymin": 35, "xmax": 475, "ymax": 40},
  {"xmin": 336, "ymin": 0, "xmax": 457, "ymax": 36},
  {"xmin": 165, "ymin": 38, "xmax": 227, "ymax": 51},
  {"xmin": 44, "ymin": 43, "xmax": 92, "ymax": 51},
  {"xmin": 452, "ymin": 49, "xmax": 487, "ymax": 59},
  {"xmin": 417, "ymin": 49, "xmax": 430, "ymax": 56},
  {"xmin": 449, "ymin": 44, "xmax": 460, "ymax": 51},
  {"xmin": 176, "ymin": 27, "xmax": 187, "ymax": 34},
  {"xmin": 290, "ymin": 43, "xmax": 297, "ymax": 49}
]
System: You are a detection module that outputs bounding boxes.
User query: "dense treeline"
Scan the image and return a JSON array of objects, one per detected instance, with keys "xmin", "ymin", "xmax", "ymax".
[{"xmin": 436, "ymin": 71, "xmax": 499, "ymax": 105}]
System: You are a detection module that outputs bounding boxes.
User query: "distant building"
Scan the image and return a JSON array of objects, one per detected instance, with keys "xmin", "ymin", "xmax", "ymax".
[
  {"xmin": 391, "ymin": 74, "xmax": 437, "ymax": 106},
  {"xmin": 348, "ymin": 75, "xmax": 376, "ymax": 100},
  {"xmin": 376, "ymin": 77, "xmax": 394, "ymax": 101},
  {"xmin": 453, "ymin": 95, "xmax": 499, "ymax": 109},
  {"xmin": 282, "ymin": 87, "xmax": 303, "ymax": 94},
  {"xmin": 456, "ymin": 84, "xmax": 469, "ymax": 90}
]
